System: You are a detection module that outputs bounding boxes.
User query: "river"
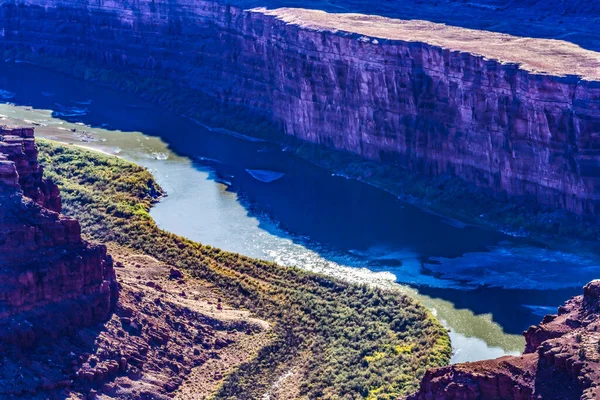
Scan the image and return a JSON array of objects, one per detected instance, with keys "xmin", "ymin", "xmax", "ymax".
[{"xmin": 2, "ymin": 60, "xmax": 599, "ymax": 363}]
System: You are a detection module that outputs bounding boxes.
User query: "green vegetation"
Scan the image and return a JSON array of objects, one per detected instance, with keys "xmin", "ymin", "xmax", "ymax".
[
  {"xmin": 37, "ymin": 140, "xmax": 451, "ymax": 399},
  {"xmin": 7, "ymin": 48, "xmax": 600, "ymax": 243}
]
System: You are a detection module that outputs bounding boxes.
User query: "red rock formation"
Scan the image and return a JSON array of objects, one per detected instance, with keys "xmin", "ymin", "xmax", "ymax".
[
  {"xmin": 0, "ymin": 126, "xmax": 60, "ymax": 211},
  {"xmin": 0, "ymin": 128, "xmax": 268, "ymax": 399},
  {"xmin": 0, "ymin": 126, "xmax": 117, "ymax": 349},
  {"xmin": 407, "ymin": 281, "xmax": 600, "ymax": 400},
  {"xmin": 2, "ymin": 1, "xmax": 600, "ymax": 217}
]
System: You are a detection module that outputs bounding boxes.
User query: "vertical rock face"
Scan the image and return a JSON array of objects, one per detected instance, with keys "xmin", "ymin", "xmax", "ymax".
[
  {"xmin": 407, "ymin": 281, "xmax": 600, "ymax": 400},
  {"xmin": 0, "ymin": 126, "xmax": 61, "ymax": 211},
  {"xmin": 2, "ymin": 1, "xmax": 600, "ymax": 217},
  {"xmin": 0, "ymin": 127, "xmax": 117, "ymax": 348}
]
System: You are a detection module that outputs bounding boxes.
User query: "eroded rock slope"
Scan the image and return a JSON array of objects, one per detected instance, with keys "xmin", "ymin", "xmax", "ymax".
[{"xmin": 408, "ymin": 281, "xmax": 600, "ymax": 400}]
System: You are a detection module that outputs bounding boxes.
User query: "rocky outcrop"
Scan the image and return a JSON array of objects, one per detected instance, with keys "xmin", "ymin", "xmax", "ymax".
[
  {"xmin": 407, "ymin": 281, "xmax": 600, "ymax": 400},
  {"xmin": 0, "ymin": 126, "xmax": 117, "ymax": 349},
  {"xmin": 0, "ymin": 128, "xmax": 269, "ymax": 399},
  {"xmin": 2, "ymin": 1, "xmax": 600, "ymax": 218},
  {"xmin": 0, "ymin": 126, "xmax": 60, "ymax": 211}
]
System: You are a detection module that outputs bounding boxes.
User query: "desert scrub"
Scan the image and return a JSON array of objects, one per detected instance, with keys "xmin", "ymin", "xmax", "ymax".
[{"xmin": 38, "ymin": 139, "xmax": 451, "ymax": 399}]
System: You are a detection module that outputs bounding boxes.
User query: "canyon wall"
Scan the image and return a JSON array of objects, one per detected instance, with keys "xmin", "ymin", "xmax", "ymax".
[
  {"xmin": 0, "ymin": 126, "xmax": 117, "ymax": 348},
  {"xmin": 1, "ymin": 1, "xmax": 600, "ymax": 216},
  {"xmin": 407, "ymin": 280, "xmax": 600, "ymax": 400}
]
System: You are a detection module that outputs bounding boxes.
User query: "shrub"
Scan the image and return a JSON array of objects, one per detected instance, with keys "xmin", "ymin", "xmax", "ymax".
[{"xmin": 38, "ymin": 140, "xmax": 451, "ymax": 399}]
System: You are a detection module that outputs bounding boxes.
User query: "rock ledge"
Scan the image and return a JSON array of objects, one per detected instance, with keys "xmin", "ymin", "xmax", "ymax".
[{"xmin": 408, "ymin": 281, "xmax": 600, "ymax": 400}]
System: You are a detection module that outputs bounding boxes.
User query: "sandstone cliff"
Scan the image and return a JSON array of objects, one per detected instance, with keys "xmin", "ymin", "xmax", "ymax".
[
  {"xmin": 0, "ymin": 126, "xmax": 117, "ymax": 348},
  {"xmin": 407, "ymin": 281, "xmax": 600, "ymax": 400},
  {"xmin": 2, "ymin": 0, "xmax": 600, "ymax": 218},
  {"xmin": 0, "ymin": 126, "xmax": 60, "ymax": 212}
]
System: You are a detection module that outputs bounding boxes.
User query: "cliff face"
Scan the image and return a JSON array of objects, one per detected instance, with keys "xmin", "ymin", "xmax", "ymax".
[
  {"xmin": 0, "ymin": 127, "xmax": 60, "ymax": 212},
  {"xmin": 0, "ymin": 126, "xmax": 117, "ymax": 348},
  {"xmin": 2, "ymin": 1, "xmax": 600, "ymax": 217},
  {"xmin": 407, "ymin": 281, "xmax": 600, "ymax": 400}
]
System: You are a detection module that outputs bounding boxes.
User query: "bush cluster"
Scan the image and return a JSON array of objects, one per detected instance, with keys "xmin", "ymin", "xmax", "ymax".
[{"xmin": 38, "ymin": 140, "xmax": 450, "ymax": 399}]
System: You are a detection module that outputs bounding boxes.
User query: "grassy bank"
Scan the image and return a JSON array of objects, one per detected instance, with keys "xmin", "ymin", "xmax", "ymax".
[
  {"xmin": 37, "ymin": 139, "xmax": 451, "ymax": 399},
  {"xmin": 5, "ymin": 50, "xmax": 600, "ymax": 246}
]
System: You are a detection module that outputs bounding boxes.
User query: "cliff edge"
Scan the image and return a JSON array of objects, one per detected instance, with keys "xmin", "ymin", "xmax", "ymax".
[
  {"xmin": 2, "ymin": 1, "xmax": 600, "ymax": 218},
  {"xmin": 0, "ymin": 126, "xmax": 117, "ymax": 348},
  {"xmin": 407, "ymin": 281, "xmax": 600, "ymax": 400}
]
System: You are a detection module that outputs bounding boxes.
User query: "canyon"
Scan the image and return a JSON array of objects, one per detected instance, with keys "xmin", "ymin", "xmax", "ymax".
[
  {"xmin": 1, "ymin": 0, "xmax": 600, "ymax": 217},
  {"xmin": 1, "ymin": 0, "xmax": 600, "ymax": 398},
  {"xmin": 0, "ymin": 125, "xmax": 598, "ymax": 398}
]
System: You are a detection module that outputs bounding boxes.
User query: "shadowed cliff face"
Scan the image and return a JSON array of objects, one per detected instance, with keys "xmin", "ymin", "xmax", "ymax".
[
  {"xmin": 0, "ymin": 126, "xmax": 117, "ymax": 349},
  {"xmin": 2, "ymin": 0, "xmax": 600, "ymax": 218}
]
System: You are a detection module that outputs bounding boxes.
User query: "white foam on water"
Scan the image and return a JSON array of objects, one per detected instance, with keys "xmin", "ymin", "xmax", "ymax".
[
  {"xmin": 246, "ymin": 169, "xmax": 286, "ymax": 183},
  {"xmin": 151, "ymin": 152, "xmax": 169, "ymax": 160},
  {"xmin": 53, "ymin": 103, "xmax": 89, "ymax": 117},
  {"xmin": 331, "ymin": 173, "xmax": 351, "ymax": 179},
  {"xmin": 194, "ymin": 156, "xmax": 224, "ymax": 165},
  {"xmin": 264, "ymin": 240, "xmax": 398, "ymax": 286},
  {"xmin": 521, "ymin": 304, "xmax": 559, "ymax": 317},
  {"xmin": 426, "ymin": 245, "xmax": 600, "ymax": 290},
  {"xmin": 0, "ymin": 89, "xmax": 15, "ymax": 99}
]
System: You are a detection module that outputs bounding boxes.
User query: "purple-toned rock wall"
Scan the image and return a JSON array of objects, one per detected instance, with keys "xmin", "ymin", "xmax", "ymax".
[{"xmin": 1, "ymin": 0, "xmax": 600, "ymax": 216}]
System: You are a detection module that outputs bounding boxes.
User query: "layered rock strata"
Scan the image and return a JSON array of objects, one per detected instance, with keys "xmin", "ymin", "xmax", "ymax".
[
  {"xmin": 0, "ymin": 126, "xmax": 117, "ymax": 348},
  {"xmin": 0, "ymin": 126, "xmax": 60, "ymax": 211},
  {"xmin": 407, "ymin": 281, "xmax": 600, "ymax": 400},
  {"xmin": 0, "ymin": 249, "xmax": 269, "ymax": 399},
  {"xmin": 2, "ymin": 1, "xmax": 600, "ymax": 216}
]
